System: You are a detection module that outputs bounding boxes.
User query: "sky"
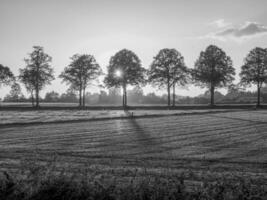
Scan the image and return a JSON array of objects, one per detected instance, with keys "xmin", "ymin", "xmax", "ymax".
[{"xmin": 1, "ymin": 0, "xmax": 267, "ymax": 98}]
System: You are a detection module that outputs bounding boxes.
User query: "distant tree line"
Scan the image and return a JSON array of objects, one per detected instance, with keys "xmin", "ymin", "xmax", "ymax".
[
  {"xmin": 1, "ymin": 45, "xmax": 267, "ymax": 107},
  {"xmin": 3, "ymin": 85, "xmax": 267, "ymax": 105}
]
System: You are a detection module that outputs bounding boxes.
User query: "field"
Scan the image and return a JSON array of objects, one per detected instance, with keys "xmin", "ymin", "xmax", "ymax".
[
  {"xmin": 0, "ymin": 109, "xmax": 239, "ymax": 125},
  {"xmin": 1, "ymin": 109, "xmax": 267, "ymax": 186}
]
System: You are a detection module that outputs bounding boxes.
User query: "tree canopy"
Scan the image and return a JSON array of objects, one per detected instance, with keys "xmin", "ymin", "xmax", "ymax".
[
  {"xmin": 5, "ymin": 45, "xmax": 267, "ymax": 107},
  {"xmin": 0, "ymin": 64, "xmax": 15, "ymax": 87},
  {"xmin": 59, "ymin": 54, "xmax": 102, "ymax": 107},
  {"xmin": 240, "ymin": 47, "xmax": 267, "ymax": 106},
  {"xmin": 193, "ymin": 45, "xmax": 235, "ymax": 106},
  {"xmin": 104, "ymin": 49, "xmax": 146, "ymax": 107}
]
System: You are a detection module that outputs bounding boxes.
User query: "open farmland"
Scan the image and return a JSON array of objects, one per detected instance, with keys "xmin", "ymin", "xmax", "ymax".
[
  {"xmin": 0, "ymin": 109, "xmax": 241, "ymax": 125},
  {"xmin": 0, "ymin": 110, "xmax": 267, "ymax": 184}
]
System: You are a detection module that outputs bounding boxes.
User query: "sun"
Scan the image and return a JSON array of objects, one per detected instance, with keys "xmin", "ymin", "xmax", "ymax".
[{"xmin": 115, "ymin": 70, "xmax": 122, "ymax": 77}]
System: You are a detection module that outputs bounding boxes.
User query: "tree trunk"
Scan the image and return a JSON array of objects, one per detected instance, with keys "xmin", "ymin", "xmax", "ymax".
[
  {"xmin": 210, "ymin": 85, "xmax": 215, "ymax": 106},
  {"xmin": 172, "ymin": 83, "xmax": 175, "ymax": 107},
  {"xmin": 36, "ymin": 54, "xmax": 40, "ymax": 108},
  {"xmin": 122, "ymin": 87, "xmax": 125, "ymax": 107},
  {"xmin": 31, "ymin": 92, "xmax": 34, "ymax": 107},
  {"xmin": 257, "ymin": 83, "xmax": 261, "ymax": 107},
  {"xmin": 125, "ymin": 86, "xmax": 127, "ymax": 107},
  {"xmin": 36, "ymin": 87, "xmax": 39, "ymax": 108},
  {"xmin": 122, "ymin": 84, "xmax": 127, "ymax": 108},
  {"xmin": 83, "ymin": 87, "xmax": 86, "ymax": 107},
  {"xmin": 79, "ymin": 86, "xmax": 82, "ymax": 107},
  {"xmin": 167, "ymin": 78, "xmax": 170, "ymax": 107}
]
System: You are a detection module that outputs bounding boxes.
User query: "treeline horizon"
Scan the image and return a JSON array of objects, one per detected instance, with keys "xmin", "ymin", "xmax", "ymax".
[
  {"xmin": 1, "ymin": 45, "xmax": 267, "ymax": 107},
  {"xmin": 2, "ymin": 86, "xmax": 267, "ymax": 105}
]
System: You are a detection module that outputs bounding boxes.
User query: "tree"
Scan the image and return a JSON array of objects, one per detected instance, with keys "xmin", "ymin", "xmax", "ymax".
[
  {"xmin": 170, "ymin": 56, "xmax": 190, "ymax": 107},
  {"xmin": 10, "ymin": 83, "xmax": 22, "ymax": 100},
  {"xmin": 19, "ymin": 68, "xmax": 35, "ymax": 106},
  {"xmin": 60, "ymin": 88, "xmax": 78, "ymax": 103},
  {"xmin": 4, "ymin": 83, "xmax": 22, "ymax": 102},
  {"xmin": 149, "ymin": 48, "xmax": 190, "ymax": 106},
  {"xmin": 99, "ymin": 90, "xmax": 108, "ymax": 104},
  {"xmin": 104, "ymin": 49, "xmax": 146, "ymax": 107},
  {"xmin": 60, "ymin": 54, "xmax": 102, "ymax": 107},
  {"xmin": 108, "ymin": 87, "xmax": 121, "ymax": 104},
  {"xmin": 239, "ymin": 47, "xmax": 267, "ymax": 107},
  {"xmin": 20, "ymin": 46, "xmax": 54, "ymax": 107},
  {"xmin": 128, "ymin": 86, "xmax": 144, "ymax": 104},
  {"xmin": 193, "ymin": 45, "xmax": 235, "ymax": 106},
  {"xmin": 44, "ymin": 91, "xmax": 60, "ymax": 102},
  {"xmin": 0, "ymin": 64, "xmax": 15, "ymax": 87}
]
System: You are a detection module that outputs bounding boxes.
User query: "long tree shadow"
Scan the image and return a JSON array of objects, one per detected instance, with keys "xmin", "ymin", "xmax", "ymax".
[{"xmin": 124, "ymin": 110, "xmax": 161, "ymax": 148}]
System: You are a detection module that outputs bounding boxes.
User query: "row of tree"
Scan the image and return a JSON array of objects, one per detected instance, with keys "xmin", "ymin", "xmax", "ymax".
[
  {"xmin": 4, "ymin": 86, "xmax": 267, "ymax": 105},
  {"xmin": 1, "ymin": 45, "xmax": 267, "ymax": 108}
]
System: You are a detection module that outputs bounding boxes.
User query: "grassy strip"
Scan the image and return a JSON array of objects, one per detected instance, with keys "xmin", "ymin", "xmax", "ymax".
[
  {"xmin": 0, "ymin": 109, "xmax": 248, "ymax": 128},
  {"xmin": 0, "ymin": 104, "xmax": 266, "ymax": 111}
]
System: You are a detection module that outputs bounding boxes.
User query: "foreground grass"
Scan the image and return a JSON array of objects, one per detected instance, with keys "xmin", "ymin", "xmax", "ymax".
[{"xmin": 1, "ymin": 161, "xmax": 267, "ymax": 200}]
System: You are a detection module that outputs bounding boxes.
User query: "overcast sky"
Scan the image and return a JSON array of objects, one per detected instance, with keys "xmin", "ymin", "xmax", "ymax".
[{"xmin": 1, "ymin": 0, "xmax": 267, "ymax": 98}]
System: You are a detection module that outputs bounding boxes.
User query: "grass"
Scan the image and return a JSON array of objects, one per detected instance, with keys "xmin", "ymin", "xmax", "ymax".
[
  {"xmin": 1, "ymin": 102, "xmax": 266, "ymax": 112},
  {"xmin": 0, "ymin": 109, "xmax": 244, "ymax": 125},
  {"xmin": 1, "ymin": 111, "xmax": 267, "ymax": 175},
  {"xmin": 1, "ymin": 160, "xmax": 267, "ymax": 200},
  {"xmin": 1, "ymin": 110, "xmax": 267, "ymax": 199}
]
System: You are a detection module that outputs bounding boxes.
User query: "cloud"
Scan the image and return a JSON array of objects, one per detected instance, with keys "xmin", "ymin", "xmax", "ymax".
[
  {"xmin": 203, "ymin": 21, "xmax": 267, "ymax": 42},
  {"xmin": 209, "ymin": 19, "xmax": 231, "ymax": 28},
  {"xmin": 217, "ymin": 22, "xmax": 267, "ymax": 37}
]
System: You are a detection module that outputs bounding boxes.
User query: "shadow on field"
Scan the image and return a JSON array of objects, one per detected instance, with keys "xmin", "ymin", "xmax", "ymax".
[{"xmin": 124, "ymin": 110, "xmax": 160, "ymax": 147}]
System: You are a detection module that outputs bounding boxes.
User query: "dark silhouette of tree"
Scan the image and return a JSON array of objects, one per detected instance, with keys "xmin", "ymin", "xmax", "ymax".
[
  {"xmin": 44, "ymin": 91, "xmax": 60, "ymax": 102},
  {"xmin": 60, "ymin": 88, "xmax": 78, "ymax": 103},
  {"xmin": 149, "ymin": 48, "xmax": 189, "ymax": 106},
  {"xmin": 99, "ymin": 90, "xmax": 108, "ymax": 104},
  {"xmin": 240, "ymin": 47, "xmax": 267, "ymax": 107},
  {"xmin": 0, "ymin": 64, "xmax": 15, "ymax": 87},
  {"xmin": 59, "ymin": 54, "xmax": 102, "ymax": 107},
  {"xmin": 19, "ymin": 46, "xmax": 54, "ymax": 107},
  {"xmin": 170, "ymin": 55, "xmax": 190, "ymax": 106},
  {"xmin": 19, "ymin": 68, "xmax": 35, "ymax": 106},
  {"xmin": 193, "ymin": 45, "xmax": 235, "ymax": 106},
  {"xmin": 104, "ymin": 49, "xmax": 146, "ymax": 107},
  {"xmin": 128, "ymin": 86, "xmax": 144, "ymax": 104},
  {"xmin": 10, "ymin": 83, "xmax": 22, "ymax": 99},
  {"xmin": 3, "ymin": 83, "xmax": 22, "ymax": 102}
]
